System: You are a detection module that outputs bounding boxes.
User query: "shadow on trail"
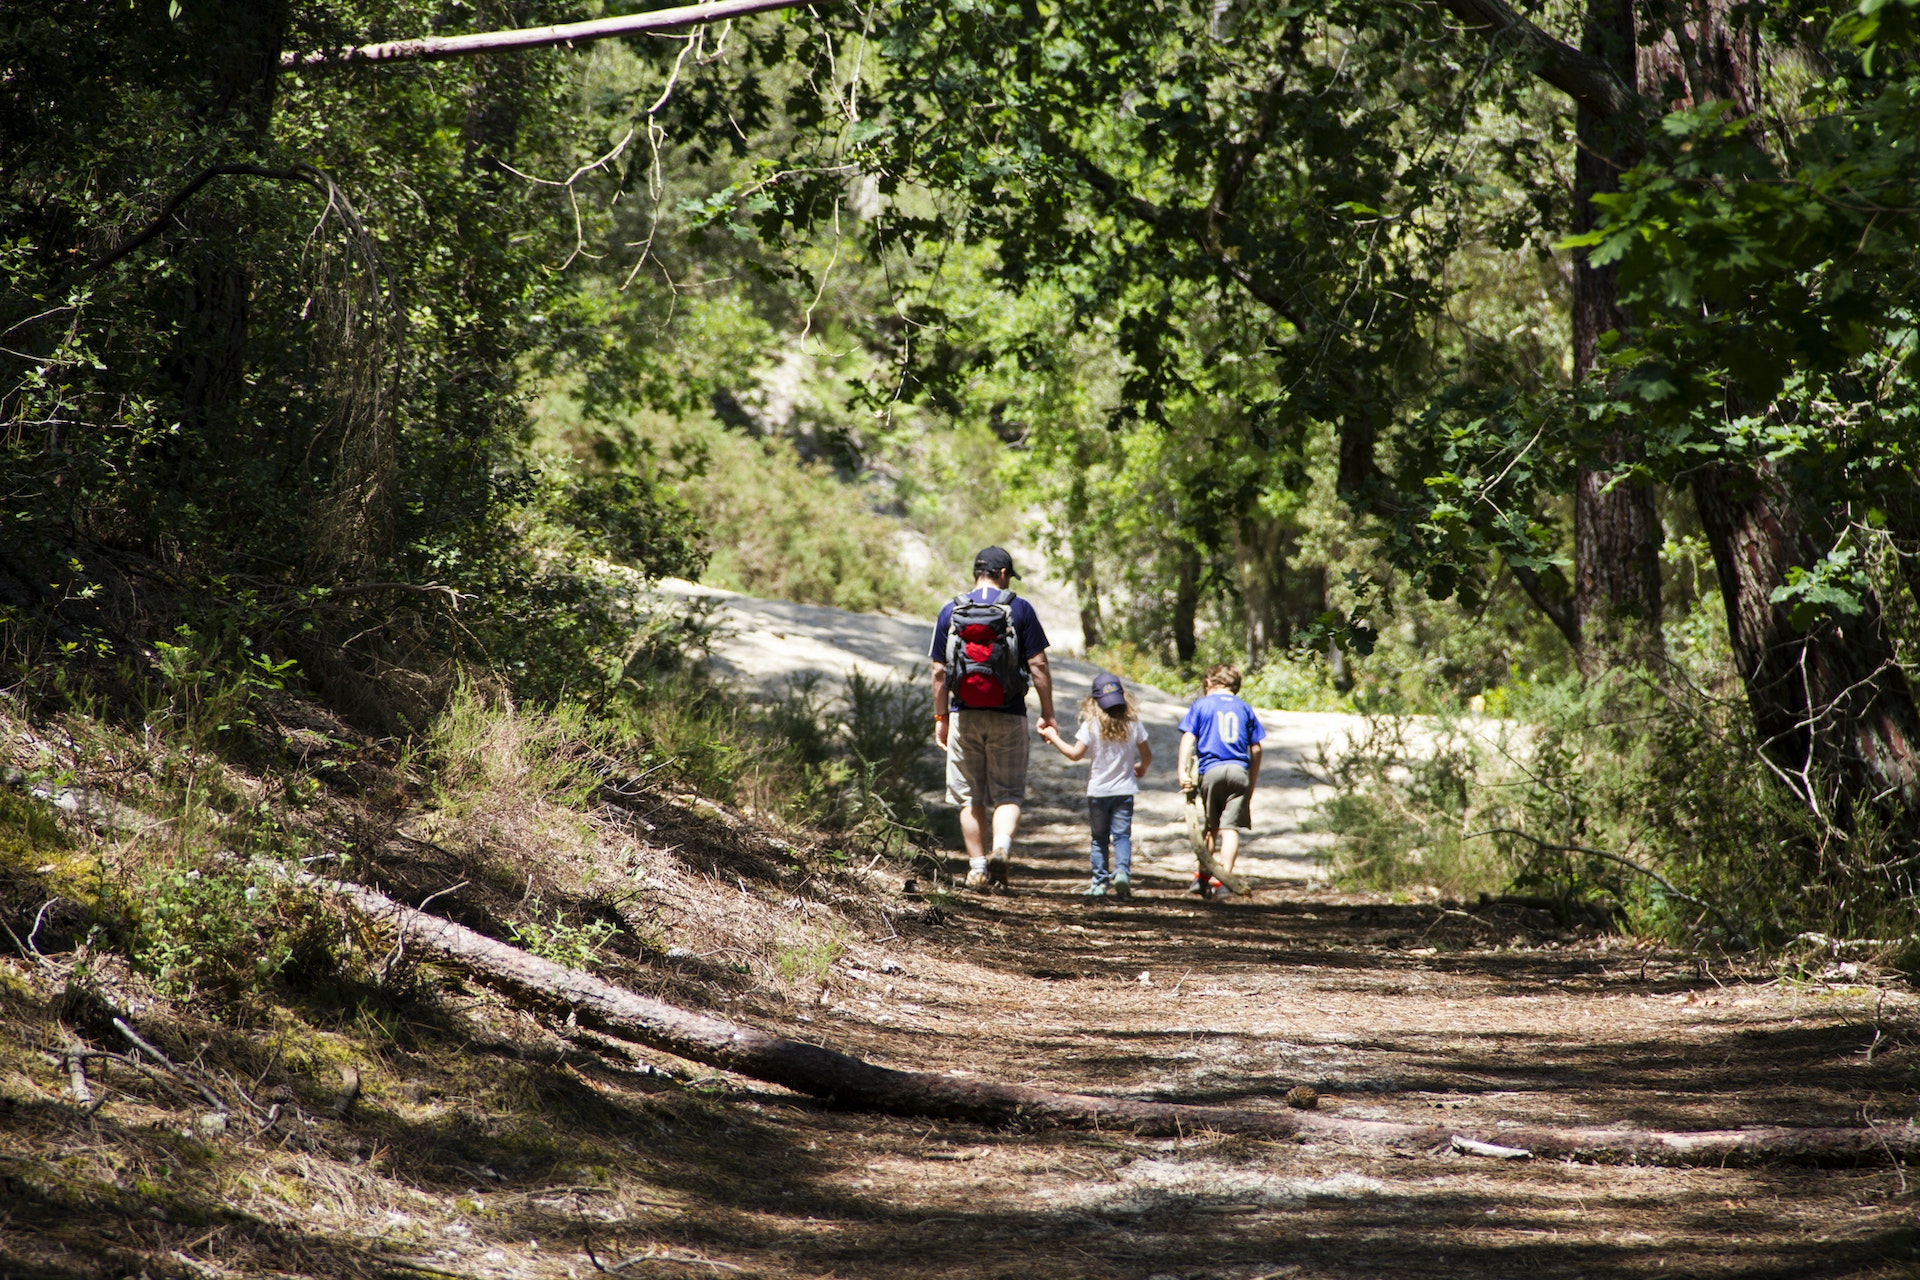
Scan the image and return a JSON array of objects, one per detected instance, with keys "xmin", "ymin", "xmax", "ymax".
[{"xmin": 487, "ymin": 1104, "xmax": 1918, "ymax": 1280}]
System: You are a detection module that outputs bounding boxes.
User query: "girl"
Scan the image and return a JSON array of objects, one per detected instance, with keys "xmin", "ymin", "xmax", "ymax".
[{"xmin": 1038, "ymin": 672, "xmax": 1152, "ymax": 898}]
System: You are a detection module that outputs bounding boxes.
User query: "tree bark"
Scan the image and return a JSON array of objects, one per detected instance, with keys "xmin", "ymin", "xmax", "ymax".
[
  {"xmin": 1670, "ymin": 7, "xmax": 1920, "ymax": 835},
  {"xmin": 1172, "ymin": 542, "xmax": 1200, "ymax": 666},
  {"xmin": 1692, "ymin": 462, "xmax": 1920, "ymax": 826},
  {"xmin": 329, "ymin": 876, "xmax": 1920, "ymax": 1167},
  {"xmin": 1569, "ymin": 0, "xmax": 1663, "ymax": 673}
]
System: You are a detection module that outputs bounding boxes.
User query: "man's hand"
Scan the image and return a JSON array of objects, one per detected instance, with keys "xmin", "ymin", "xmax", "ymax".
[
  {"xmin": 1037, "ymin": 715, "xmax": 1057, "ymax": 735},
  {"xmin": 935, "ymin": 717, "xmax": 949, "ymax": 751},
  {"xmin": 1028, "ymin": 652, "xmax": 1054, "ymax": 732}
]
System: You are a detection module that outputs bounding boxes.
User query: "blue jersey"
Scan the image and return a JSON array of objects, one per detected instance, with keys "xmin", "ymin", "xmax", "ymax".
[{"xmin": 1179, "ymin": 692, "xmax": 1265, "ymax": 775}]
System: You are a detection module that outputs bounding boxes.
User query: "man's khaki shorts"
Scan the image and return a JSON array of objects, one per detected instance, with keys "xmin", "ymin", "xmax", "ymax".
[
  {"xmin": 946, "ymin": 710, "xmax": 1030, "ymax": 809},
  {"xmin": 1199, "ymin": 762, "xmax": 1251, "ymax": 831}
]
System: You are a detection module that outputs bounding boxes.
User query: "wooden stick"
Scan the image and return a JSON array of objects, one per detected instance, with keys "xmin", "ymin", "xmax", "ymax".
[
  {"xmin": 283, "ymin": 0, "xmax": 812, "ymax": 68},
  {"xmin": 63, "ymin": 1044, "xmax": 93, "ymax": 1106},
  {"xmin": 114, "ymin": 1018, "xmax": 228, "ymax": 1113},
  {"xmin": 325, "ymin": 876, "xmax": 1920, "ymax": 1168}
]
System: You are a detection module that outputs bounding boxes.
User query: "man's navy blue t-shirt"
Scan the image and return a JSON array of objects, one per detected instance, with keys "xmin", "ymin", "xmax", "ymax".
[
  {"xmin": 1179, "ymin": 691, "xmax": 1266, "ymax": 775},
  {"xmin": 929, "ymin": 588, "xmax": 1049, "ymax": 714}
]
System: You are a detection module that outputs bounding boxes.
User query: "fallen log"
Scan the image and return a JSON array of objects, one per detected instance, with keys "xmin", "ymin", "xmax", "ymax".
[{"xmin": 329, "ymin": 878, "xmax": 1920, "ymax": 1167}]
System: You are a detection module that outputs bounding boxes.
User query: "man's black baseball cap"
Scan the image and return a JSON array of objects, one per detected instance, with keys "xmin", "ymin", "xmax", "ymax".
[{"xmin": 973, "ymin": 546, "xmax": 1021, "ymax": 578}]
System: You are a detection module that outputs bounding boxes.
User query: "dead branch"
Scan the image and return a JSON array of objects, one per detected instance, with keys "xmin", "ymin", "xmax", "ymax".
[
  {"xmin": 284, "ymin": 0, "xmax": 809, "ymax": 67},
  {"xmin": 62, "ymin": 1043, "xmax": 93, "ymax": 1106},
  {"xmin": 113, "ymin": 1018, "xmax": 228, "ymax": 1113},
  {"xmin": 327, "ymin": 876, "xmax": 1920, "ymax": 1168}
]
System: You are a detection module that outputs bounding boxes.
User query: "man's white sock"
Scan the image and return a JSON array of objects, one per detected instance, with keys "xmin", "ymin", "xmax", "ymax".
[
  {"xmin": 990, "ymin": 836, "xmax": 1011, "ymax": 858},
  {"xmin": 970, "ymin": 855, "xmax": 988, "ymax": 876}
]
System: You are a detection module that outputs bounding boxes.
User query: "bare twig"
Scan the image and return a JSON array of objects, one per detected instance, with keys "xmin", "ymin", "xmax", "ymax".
[{"xmin": 113, "ymin": 1018, "xmax": 228, "ymax": 1113}]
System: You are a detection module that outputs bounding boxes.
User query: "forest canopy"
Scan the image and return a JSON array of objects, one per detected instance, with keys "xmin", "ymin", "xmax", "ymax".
[{"xmin": 7, "ymin": 0, "xmax": 1920, "ymax": 941}]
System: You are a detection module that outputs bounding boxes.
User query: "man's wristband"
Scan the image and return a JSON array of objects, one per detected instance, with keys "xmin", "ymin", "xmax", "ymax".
[{"xmin": 934, "ymin": 713, "xmax": 948, "ymax": 722}]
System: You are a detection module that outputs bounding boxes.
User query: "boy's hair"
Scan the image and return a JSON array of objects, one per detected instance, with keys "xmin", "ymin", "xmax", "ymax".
[
  {"xmin": 1078, "ymin": 691, "xmax": 1139, "ymax": 742},
  {"xmin": 1203, "ymin": 663, "xmax": 1242, "ymax": 694}
]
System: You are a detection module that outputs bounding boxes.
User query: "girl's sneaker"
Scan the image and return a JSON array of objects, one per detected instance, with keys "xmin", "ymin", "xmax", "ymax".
[
  {"xmin": 1110, "ymin": 874, "xmax": 1131, "ymax": 900},
  {"xmin": 1082, "ymin": 880, "xmax": 1107, "ymax": 898}
]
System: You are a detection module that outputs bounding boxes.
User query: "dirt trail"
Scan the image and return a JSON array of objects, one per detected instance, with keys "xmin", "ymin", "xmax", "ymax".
[
  {"xmin": 635, "ymin": 582, "xmax": 1920, "ymax": 1278},
  {"xmin": 662, "ymin": 578, "xmax": 1352, "ymax": 885}
]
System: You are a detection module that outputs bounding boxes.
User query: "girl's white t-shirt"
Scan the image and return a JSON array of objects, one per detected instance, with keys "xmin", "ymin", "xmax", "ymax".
[{"xmin": 1075, "ymin": 716, "xmax": 1149, "ymax": 796}]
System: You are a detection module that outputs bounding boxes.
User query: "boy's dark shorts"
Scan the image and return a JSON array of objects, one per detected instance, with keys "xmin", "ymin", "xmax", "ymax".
[{"xmin": 1199, "ymin": 763, "xmax": 1251, "ymax": 831}]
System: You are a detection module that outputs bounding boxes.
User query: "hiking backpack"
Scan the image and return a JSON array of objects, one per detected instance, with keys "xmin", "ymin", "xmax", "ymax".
[{"xmin": 946, "ymin": 589, "xmax": 1027, "ymax": 711}]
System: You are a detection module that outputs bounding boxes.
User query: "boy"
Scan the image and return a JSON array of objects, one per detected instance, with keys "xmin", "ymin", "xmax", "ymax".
[{"xmin": 1177, "ymin": 664, "xmax": 1264, "ymax": 897}]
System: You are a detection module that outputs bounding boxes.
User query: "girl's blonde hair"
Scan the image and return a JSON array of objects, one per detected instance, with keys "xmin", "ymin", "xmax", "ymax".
[{"xmin": 1079, "ymin": 690, "xmax": 1139, "ymax": 742}]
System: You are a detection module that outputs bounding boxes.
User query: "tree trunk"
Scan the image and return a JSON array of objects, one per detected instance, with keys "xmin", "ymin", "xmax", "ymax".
[
  {"xmin": 327, "ymin": 875, "xmax": 1920, "ymax": 1167},
  {"xmin": 1570, "ymin": 0, "xmax": 1662, "ymax": 673},
  {"xmin": 163, "ymin": 1, "xmax": 291, "ymax": 449},
  {"xmin": 1067, "ymin": 471, "xmax": 1102, "ymax": 650},
  {"xmin": 1172, "ymin": 542, "xmax": 1200, "ymax": 666},
  {"xmin": 1692, "ymin": 462, "xmax": 1920, "ymax": 829}
]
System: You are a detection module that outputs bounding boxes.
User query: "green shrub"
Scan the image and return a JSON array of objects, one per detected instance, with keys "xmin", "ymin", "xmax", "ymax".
[
  {"xmin": 1309, "ymin": 710, "xmax": 1512, "ymax": 899},
  {"xmin": 128, "ymin": 859, "xmax": 339, "ymax": 1001},
  {"xmin": 507, "ymin": 898, "xmax": 621, "ymax": 972},
  {"xmin": 1310, "ymin": 635, "xmax": 1920, "ymax": 949}
]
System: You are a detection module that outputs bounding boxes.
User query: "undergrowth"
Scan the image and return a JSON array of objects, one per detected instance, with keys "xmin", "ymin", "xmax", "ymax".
[{"xmin": 1312, "ymin": 656, "xmax": 1920, "ymax": 963}]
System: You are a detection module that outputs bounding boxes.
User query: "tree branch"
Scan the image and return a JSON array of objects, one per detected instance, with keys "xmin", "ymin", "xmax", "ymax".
[
  {"xmin": 1432, "ymin": 0, "xmax": 1637, "ymax": 119},
  {"xmin": 1511, "ymin": 562, "xmax": 1583, "ymax": 651},
  {"xmin": 283, "ymin": 0, "xmax": 811, "ymax": 67},
  {"xmin": 1070, "ymin": 151, "xmax": 1314, "ymax": 332},
  {"xmin": 1206, "ymin": 68, "xmax": 1290, "ymax": 252},
  {"xmin": 90, "ymin": 164, "xmax": 323, "ymax": 272}
]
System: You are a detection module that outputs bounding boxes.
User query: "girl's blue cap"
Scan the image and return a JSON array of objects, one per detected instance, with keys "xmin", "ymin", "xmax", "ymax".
[{"xmin": 1090, "ymin": 672, "xmax": 1127, "ymax": 710}]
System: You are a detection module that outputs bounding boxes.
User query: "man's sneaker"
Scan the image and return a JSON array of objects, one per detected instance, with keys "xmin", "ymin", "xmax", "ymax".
[
  {"xmin": 1081, "ymin": 880, "xmax": 1107, "ymax": 898},
  {"xmin": 965, "ymin": 868, "xmax": 991, "ymax": 891},
  {"xmin": 1110, "ymin": 874, "xmax": 1131, "ymax": 900},
  {"xmin": 986, "ymin": 853, "xmax": 1009, "ymax": 889}
]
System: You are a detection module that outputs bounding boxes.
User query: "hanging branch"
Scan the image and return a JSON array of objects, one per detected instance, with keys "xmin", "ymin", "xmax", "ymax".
[{"xmin": 283, "ymin": 0, "xmax": 813, "ymax": 68}]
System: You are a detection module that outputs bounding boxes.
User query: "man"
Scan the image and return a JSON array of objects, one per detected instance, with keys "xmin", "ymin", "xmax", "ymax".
[
  {"xmin": 1177, "ymin": 663, "xmax": 1264, "ymax": 896},
  {"xmin": 929, "ymin": 546, "xmax": 1055, "ymax": 890}
]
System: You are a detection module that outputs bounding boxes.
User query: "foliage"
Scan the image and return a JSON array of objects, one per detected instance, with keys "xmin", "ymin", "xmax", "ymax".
[
  {"xmin": 0, "ymin": 1, "xmax": 704, "ymax": 731},
  {"xmin": 1310, "ymin": 709, "xmax": 1513, "ymax": 901},
  {"xmin": 755, "ymin": 668, "xmax": 943, "ymax": 842},
  {"xmin": 1317, "ymin": 578, "xmax": 1920, "ymax": 946},
  {"xmin": 772, "ymin": 925, "xmax": 848, "ymax": 985},
  {"xmin": 127, "ymin": 857, "xmax": 341, "ymax": 1000},
  {"xmin": 506, "ymin": 897, "xmax": 621, "ymax": 972}
]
